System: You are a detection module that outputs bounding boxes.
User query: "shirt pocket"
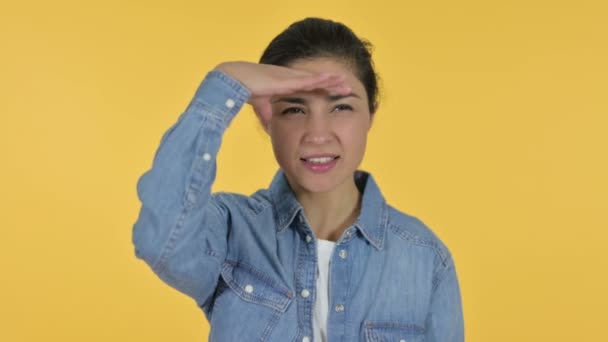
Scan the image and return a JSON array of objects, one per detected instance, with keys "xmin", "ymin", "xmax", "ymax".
[
  {"xmin": 220, "ymin": 259, "xmax": 294, "ymax": 312},
  {"xmin": 363, "ymin": 321, "xmax": 426, "ymax": 342}
]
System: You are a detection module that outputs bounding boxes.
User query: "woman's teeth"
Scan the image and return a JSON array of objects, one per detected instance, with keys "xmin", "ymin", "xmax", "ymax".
[{"xmin": 304, "ymin": 156, "xmax": 337, "ymax": 164}]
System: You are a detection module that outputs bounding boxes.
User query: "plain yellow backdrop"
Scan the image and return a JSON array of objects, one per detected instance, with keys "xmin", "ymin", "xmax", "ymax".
[{"xmin": 1, "ymin": 0, "xmax": 607, "ymax": 341}]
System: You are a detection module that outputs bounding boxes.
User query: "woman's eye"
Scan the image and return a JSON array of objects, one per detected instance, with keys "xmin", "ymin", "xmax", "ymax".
[
  {"xmin": 332, "ymin": 104, "xmax": 353, "ymax": 112},
  {"xmin": 281, "ymin": 107, "xmax": 305, "ymax": 115}
]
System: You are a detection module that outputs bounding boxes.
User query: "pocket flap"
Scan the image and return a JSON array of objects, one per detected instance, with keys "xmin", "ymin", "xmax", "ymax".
[
  {"xmin": 364, "ymin": 321, "xmax": 426, "ymax": 342},
  {"xmin": 220, "ymin": 260, "xmax": 294, "ymax": 312}
]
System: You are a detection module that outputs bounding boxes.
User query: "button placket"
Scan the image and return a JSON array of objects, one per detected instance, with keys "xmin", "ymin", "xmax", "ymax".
[
  {"xmin": 328, "ymin": 232, "xmax": 350, "ymax": 329},
  {"xmin": 298, "ymin": 221, "xmax": 316, "ymax": 342}
]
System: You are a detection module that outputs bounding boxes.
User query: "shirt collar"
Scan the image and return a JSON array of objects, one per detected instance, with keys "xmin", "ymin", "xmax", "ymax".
[{"xmin": 268, "ymin": 169, "xmax": 388, "ymax": 250}]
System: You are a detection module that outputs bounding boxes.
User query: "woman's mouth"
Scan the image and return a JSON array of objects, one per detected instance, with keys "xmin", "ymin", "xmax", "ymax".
[{"xmin": 300, "ymin": 155, "xmax": 340, "ymax": 173}]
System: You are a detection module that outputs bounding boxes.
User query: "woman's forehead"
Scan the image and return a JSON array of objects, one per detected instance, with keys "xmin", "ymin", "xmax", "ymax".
[{"xmin": 289, "ymin": 57, "xmax": 355, "ymax": 74}]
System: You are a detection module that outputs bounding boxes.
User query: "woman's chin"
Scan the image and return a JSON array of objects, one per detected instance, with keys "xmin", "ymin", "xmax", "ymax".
[{"xmin": 288, "ymin": 171, "xmax": 347, "ymax": 195}]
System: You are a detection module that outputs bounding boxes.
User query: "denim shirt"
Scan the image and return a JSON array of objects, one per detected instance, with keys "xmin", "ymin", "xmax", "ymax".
[{"xmin": 132, "ymin": 71, "xmax": 464, "ymax": 342}]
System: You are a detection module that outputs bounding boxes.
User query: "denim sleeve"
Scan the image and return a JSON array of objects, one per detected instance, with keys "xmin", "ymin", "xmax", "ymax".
[
  {"xmin": 425, "ymin": 255, "xmax": 465, "ymax": 341},
  {"xmin": 132, "ymin": 70, "xmax": 250, "ymax": 311}
]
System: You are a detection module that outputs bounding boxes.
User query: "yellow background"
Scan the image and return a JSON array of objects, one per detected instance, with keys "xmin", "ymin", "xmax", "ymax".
[{"xmin": 1, "ymin": 0, "xmax": 606, "ymax": 341}]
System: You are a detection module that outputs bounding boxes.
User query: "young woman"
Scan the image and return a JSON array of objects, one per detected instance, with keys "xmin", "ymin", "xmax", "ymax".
[{"xmin": 133, "ymin": 17, "xmax": 464, "ymax": 342}]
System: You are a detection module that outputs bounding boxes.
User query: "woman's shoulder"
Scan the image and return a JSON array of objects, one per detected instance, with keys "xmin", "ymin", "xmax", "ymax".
[
  {"xmin": 384, "ymin": 204, "xmax": 453, "ymax": 263},
  {"xmin": 210, "ymin": 189, "xmax": 274, "ymax": 216}
]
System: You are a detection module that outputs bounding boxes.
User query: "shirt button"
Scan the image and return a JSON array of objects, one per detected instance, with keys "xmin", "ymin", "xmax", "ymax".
[
  {"xmin": 339, "ymin": 249, "xmax": 347, "ymax": 259},
  {"xmin": 302, "ymin": 336, "xmax": 310, "ymax": 342},
  {"xmin": 335, "ymin": 304, "xmax": 345, "ymax": 312},
  {"xmin": 225, "ymin": 98, "xmax": 235, "ymax": 108},
  {"xmin": 346, "ymin": 230, "xmax": 353, "ymax": 237},
  {"xmin": 306, "ymin": 235, "xmax": 312, "ymax": 243},
  {"xmin": 202, "ymin": 153, "xmax": 211, "ymax": 161},
  {"xmin": 400, "ymin": 340, "xmax": 407, "ymax": 342},
  {"xmin": 300, "ymin": 289, "xmax": 310, "ymax": 298},
  {"xmin": 244, "ymin": 284, "xmax": 254, "ymax": 293}
]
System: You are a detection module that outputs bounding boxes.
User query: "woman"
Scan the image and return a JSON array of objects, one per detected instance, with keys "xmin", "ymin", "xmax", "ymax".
[{"xmin": 133, "ymin": 17, "xmax": 464, "ymax": 342}]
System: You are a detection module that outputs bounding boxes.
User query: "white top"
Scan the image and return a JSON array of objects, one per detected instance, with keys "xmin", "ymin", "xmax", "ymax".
[{"xmin": 313, "ymin": 239, "xmax": 336, "ymax": 342}]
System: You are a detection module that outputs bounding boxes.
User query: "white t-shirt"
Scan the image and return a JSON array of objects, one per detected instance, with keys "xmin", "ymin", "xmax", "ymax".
[{"xmin": 313, "ymin": 239, "xmax": 336, "ymax": 342}]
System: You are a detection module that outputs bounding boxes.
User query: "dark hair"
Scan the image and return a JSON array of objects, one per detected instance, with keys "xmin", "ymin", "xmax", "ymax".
[{"xmin": 259, "ymin": 17, "xmax": 379, "ymax": 114}]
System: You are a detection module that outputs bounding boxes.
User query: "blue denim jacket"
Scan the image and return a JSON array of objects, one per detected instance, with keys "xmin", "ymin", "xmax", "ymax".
[{"xmin": 132, "ymin": 71, "xmax": 464, "ymax": 342}]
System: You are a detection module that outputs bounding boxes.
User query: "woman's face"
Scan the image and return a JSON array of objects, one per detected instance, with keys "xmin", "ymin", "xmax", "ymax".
[{"xmin": 268, "ymin": 57, "xmax": 372, "ymax": 194}]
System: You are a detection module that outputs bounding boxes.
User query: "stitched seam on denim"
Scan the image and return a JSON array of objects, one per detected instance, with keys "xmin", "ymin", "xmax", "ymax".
[
  {"xmin": 292, "ymin": 327, "xmax": 301, "ymax": 342},
  {"xmin": 367, "ymin": 328, "xmax": 378, "ymax": 342},
  {"xmin": 221, "ymin": 261, "xmax": 293, "ymax": 312},
  {"xmin": 364, "ymin": 320, "xmax": 426, "ymax": 332},
  {"xmin": 295, "ymin": 231, "xmax": 313, "ymax": 338},
  {"xmin": 221, "ymin": 267, "xmax": 289, "ymax": 311},
  {"xmin": 430, "ymin": 254, "xmax": 454, "ymax": 293},
  {"xmin": 256, "ymin": 309, "xmax": 282, "ymax": 342},
  {"xmin": 185, "ymin": 161, "xmax": 209, "ymax": 207},
  {"xmin": 356, "ymin": 223, "xmax": 382, "ymax": 250},
  {"xmin": 363, "ymin": 327, "xmax": 372, "ymax": 342},
  {"xmin": 387, "ymin": 223, "xmax": 449, "ymax": 264},
  {"xmin": 284, "ymin": 206, "xmax": 302, "ymax": 231},
  {"xmin": 191, "ymin": 199, "xmax": 228, "ymax": 259},
  {"xmin": 208, "ymin": 70, "xmax": 252, "ymax": 98},
  {"xmin": 190, "ymin": 72, "xmax": 250, "ymax": 115},
  {"xmin": 246, "ymin": 194, "xmax": 271, "ymax": 215},
  {"xmin": 152, "ymin": 114, "xmax": 215, "ymax": 274},
  {"xmin": 378, "ymin": 201, "xmax": 389, "ymax": 249},
  {"xmin": 148, "ymin": 116, "xmax": 204, "ymax": 273},
  {"xmin": 198, "ymin": 102, "xmax": 233, "ymax": 129},
  {"xmin": 152, "ymin": 204, "xmax": 189, "ymax": 275},
  {"xmin": 215, "ymin": 192, "xmax": 268, "ymax": 217},
  {"xmin": 342, "ymin": 246, "xmax": 354, "ymax": 339},
  {"xmin": 224, "ymin": 259, "xmax": 291, "ymax": 296},
  {"xmin": 204, "ymin": 249, "xmax": 221, "ymax": 258},
  {"xmin": 250, "ymin": 189, "xmax": 273, "ymax": 207},
  {"xmin": 184, "ymin": 96, "xmax": 236, "ymax": 129}
]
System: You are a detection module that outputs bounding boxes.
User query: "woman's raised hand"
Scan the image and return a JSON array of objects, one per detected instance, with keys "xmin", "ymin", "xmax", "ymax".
[{"xmin": 213, "ymin": 61, "xmax": 351, "ymax": 124}]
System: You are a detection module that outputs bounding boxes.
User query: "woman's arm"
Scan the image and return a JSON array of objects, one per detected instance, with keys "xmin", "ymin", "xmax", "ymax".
[
  {"xmin": 132, "ymin": 70, "xmax": 249, "ymax": 311},
  {"xmin": 131, "ymin": 63, "xmax": 350, "ymax": 312},
  {"xmin": 425, "ymin": 255, "xmax": 465, "ymax": 342}
]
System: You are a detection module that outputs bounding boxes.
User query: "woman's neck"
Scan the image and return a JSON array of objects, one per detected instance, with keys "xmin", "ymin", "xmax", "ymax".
[{"xmin": 293, "ymin": 179, "xmax": 362, "ymax": 242}]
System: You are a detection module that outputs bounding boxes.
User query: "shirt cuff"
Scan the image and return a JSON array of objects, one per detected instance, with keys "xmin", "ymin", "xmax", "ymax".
[{"xmin": 186, "ymin": 70, "xmax": 252, "ymax": 128}]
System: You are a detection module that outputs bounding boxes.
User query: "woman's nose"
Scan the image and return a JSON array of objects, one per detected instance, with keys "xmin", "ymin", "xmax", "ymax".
[{"xmin": 303, "ymin": 111, "xmax": 333, "ymax": 144}]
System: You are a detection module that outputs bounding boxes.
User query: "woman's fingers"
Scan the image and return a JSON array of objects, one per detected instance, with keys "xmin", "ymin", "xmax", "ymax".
[
  {"xmin": 277, "ymin": 73, "xmax": 348, "ymax": 95},
  {"xmin": 250, "ymin": 97, "xmax": 272, "ymax": 124},
  {"xmin": 299, "ymin": 73, "xmax": 347, "ymax": 91},
  {"xmin": 326, "ymin": 83, "xmax": 352, "ymax": 96}
]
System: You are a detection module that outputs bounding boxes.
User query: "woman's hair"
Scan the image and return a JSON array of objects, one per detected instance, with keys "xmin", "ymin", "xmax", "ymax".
[{"xmin": 259, "ymin": 17, "xmax": 379, "ymax": 114}]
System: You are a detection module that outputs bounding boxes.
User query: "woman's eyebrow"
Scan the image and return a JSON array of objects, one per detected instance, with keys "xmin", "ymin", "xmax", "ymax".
[
  {"xmin": 327, "ymin": 92, "xmax": 360, "ymax": 102},
  {"xmin": 271, "ymin": 97, "xmax": 306, "ymax": 104},
  {"xmin": 272, "ymin": 93, "xmax": 360, "ymax": 104}
]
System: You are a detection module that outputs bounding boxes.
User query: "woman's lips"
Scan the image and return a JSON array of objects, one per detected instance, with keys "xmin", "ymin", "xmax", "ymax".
[{"xmin": 300, "ymin": 155, "xmax": 340, "ymax": 173}]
